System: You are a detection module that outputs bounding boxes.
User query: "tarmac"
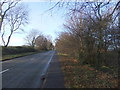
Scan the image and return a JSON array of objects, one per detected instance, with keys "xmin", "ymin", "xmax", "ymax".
[{"xmin": 43, "ymin": 53, "xmax": 64, "ymax": 88}]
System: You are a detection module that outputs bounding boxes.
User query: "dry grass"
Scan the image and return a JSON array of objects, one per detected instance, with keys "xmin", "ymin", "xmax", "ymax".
[
  {"xmin": 1, "ymin": 52, "xmax": 37, "ymax": 61},
  {"xmin": 58, "ymin": 53, "xmax": 119, "ymax": 88}
]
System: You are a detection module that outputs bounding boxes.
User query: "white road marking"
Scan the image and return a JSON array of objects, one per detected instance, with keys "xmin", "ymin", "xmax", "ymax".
[
  {"xmin": 41, "ymin": 51, "xmax": 55, "ymax": 76},
  {"xmin": 48, "ymin": 51, "xmax": 55, "ymax": 65},
  {"xmin": 40, "ymin": 51, "xmax": 55, "ymax": 88},
  {"xmin": 0, "ymin": 69, "xmax": 9, "ymax": 74}
]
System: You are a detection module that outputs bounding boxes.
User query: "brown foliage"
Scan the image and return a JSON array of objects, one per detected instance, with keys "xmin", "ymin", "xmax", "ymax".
[
  {"xmin": 58, "ymin": 54, "xmax": 118, "ymax": 88},
  {"xmin": 55, "ymin": 1, "xmax": 119, "ymax": 68}
]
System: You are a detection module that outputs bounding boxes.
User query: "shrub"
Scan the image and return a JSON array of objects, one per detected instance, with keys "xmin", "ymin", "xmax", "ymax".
[{"xmin": 2, "ymin": 46, "xmax": 37, "ymax": 55}]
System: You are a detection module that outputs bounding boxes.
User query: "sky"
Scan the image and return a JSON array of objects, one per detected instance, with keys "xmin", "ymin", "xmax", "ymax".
[
  {"xmin": 1, "ymin": 1, "xmax": 68, "ymax": 46},
  {"xmin": 2, "ymin": 0, "xmax": 117, "ymax": 46}
]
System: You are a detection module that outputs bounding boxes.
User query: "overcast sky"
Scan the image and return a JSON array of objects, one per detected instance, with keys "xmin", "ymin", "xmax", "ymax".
[{"xmin": 4, "ymin": 1, "xmax": 67, "ymax": 46}]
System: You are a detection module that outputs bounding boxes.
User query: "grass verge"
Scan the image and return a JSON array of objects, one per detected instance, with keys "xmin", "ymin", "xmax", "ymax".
[
  {"xmin": 58, "ymin": 53, "xmax": 119, "ymax": 88},
  {"xmin": 1, "ymin": 52, "xmax": 38, "ymax": 61}
]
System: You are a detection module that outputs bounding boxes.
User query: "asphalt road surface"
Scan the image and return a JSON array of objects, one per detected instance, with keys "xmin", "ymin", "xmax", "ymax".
[{"xmin": 2, "ymin": 50, "xmax": 55, "ymax": 88}]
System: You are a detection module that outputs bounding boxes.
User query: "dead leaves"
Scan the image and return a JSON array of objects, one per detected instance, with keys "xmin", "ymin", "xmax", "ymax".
[{"xmin": 58, "ymin": 54, "xmax": 118, "ymax": 88}]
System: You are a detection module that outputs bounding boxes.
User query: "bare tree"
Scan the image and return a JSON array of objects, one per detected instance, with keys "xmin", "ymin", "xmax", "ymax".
[
  {"xmin": 55, "ymin": 1, "xmax": 120, "ymax": 68},
  {"xmin": 35, "ymin": 34, "xmax": 48, "ymax": 50},
  {"xmin": 35, "ymin": 34, "xmax": 54, "ymax": 50},
  {"xmin": 24, "ymin": 29, "xmax": 39, "ymax": 47},
  {"xmin": 46, "ymin": 35, "xmax": 54, "ymax": 50},
  {"xmin": 1, "ymin": 3, "xmax": 28, "ymax": 47},
  {"xmin": 0, "ymin": 0, "xmax": 21, "ymax": 32}
]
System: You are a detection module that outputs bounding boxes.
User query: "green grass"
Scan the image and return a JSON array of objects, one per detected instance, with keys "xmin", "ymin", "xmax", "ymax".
[{"xmin": 1, "ymin": 52, "xmax": 38, "ymax": 61}]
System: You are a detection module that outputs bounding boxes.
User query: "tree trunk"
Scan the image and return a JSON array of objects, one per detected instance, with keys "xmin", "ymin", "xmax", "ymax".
[
  {"xmin": 5, "ymin": 31, "xmax": 13, "ymax": 47},
  {"xmin": 0, "ymin": 16, "xmax": 3, "ymax": 32}
]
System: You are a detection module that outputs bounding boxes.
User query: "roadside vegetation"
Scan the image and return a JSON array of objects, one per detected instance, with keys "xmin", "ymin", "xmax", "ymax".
[
  {"xmin": 1, "ymin": 46, "xmax": 38, "ymax": 61},
  {"xmin": 0, "ymin": 0, "xmax": 54, "ymax": 61},
  {"xmin": 1, "ymin": 30, "xmax": 54, "ymax": 61},
  {"xmin": 0, "ymin": 0, "xmax": 28, "ymax": 47},
  {"xmin": 2, "ymin": 52, "xmax": 37, "ymax": 61},
  {"xmin": 58, "ymin": 53, "xmax": 118, "ymax": 88},
  {"xmin": 0, "ymin": 0, "xmax": 54, "ymax": 50},
  {"xmin": 55, "ymin": 1, "xmax": 119, "ymax": 88},
  {"xmin": 1, "ymin": 42, "xmax": 54, "ymax": 61}
]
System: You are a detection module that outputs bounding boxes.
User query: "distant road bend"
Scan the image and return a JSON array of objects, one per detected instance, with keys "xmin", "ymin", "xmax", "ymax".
[{"xmin": 2, "ymin": 50, "xmax": 55, "ymax": 88}]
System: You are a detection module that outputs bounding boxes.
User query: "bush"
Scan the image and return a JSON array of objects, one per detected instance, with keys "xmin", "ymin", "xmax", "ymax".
[
  {"xmin": 2, "ymin": 46, "xmax": 37, "ymax": 55},
  {"xmin": 99, "ymin": 66, "xmax": 112, "ymax": 73}
]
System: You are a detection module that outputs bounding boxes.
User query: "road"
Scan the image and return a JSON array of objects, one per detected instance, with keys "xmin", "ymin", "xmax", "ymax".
[{"xmin": 2, "ymin": 50, "xmax": 55, "ymax": 88}]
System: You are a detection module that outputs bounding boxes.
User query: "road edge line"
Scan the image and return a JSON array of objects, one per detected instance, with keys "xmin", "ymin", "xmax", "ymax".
[
  {"xmin": 0, "ymin": 69, "xmax": 9, "ymax": 74},
  {"xmin": 40, "ymin": 51, "xmax": 55, "ymax": 88}
]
